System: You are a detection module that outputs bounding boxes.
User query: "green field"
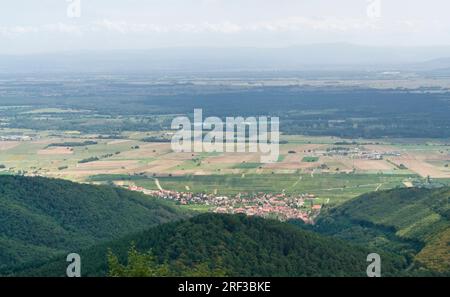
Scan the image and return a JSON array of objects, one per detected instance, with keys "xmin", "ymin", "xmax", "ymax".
[
  {"xmin": 119, "ymin": 173, "xmax": 417, "ymax": 205},
  {"xmin": 302, "ymin": 156, "xmax": 319, "ymax": 162},
  {"xmin": 232, "ymin": 162, "xmax": 262, "ymax": 169}
]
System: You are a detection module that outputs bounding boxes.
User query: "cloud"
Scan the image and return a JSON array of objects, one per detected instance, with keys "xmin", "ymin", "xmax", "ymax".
[
  {"xmin": 92, "ymin": 19, "xmax": 167, "ymax": 34},
  {"xmin": 0, "ymin": 25, "xmax": 39, "ymax": 36},
  {"xmin": 90, "ymin": 17, "xmax": 384, "ymax": 34},
  {"xmin": 43, "ymin": 23, "xmax": 83, "ymax": 35},
  {"xmin": 246, "ymin": 17, "xmax": 382, "ymax": 32},
  {"xmin": 0, "ymin": 23, "xmax": 82, "ymax": 37},
  {"xmin": 0, "ymin": 16, "xmax": 441, "ymax": 38}
]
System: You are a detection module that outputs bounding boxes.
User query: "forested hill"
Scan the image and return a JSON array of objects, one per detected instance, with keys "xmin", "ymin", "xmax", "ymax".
[
  {"xmin": 0, "ymin": 175, "xmax": 189, "ymax": 274},
  {"xmin": 312, "ymin": 187, "xmax": 450, "ymax": 273},
  {"xmin": 18, "ymin": 213, "xmax": 408, "ymax": 277}
]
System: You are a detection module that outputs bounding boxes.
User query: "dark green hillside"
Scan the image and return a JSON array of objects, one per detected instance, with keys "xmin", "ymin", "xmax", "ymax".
[
  {"xmin": 312, "ymin": 187, "xmax": 450, "ymax": 272},
  {"xmin": 0, "ymin": 175, "xmax": 189, "ymax": 273},
  {"xmin": 18, "ymin": 213, "xmax": 407, "ymax": 277}
]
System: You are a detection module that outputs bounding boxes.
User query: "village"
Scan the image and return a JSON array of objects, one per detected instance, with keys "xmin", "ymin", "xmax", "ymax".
[
  {"xmin": 322, "ymin": 146, "xmax": 402, "ymax": 160},
  {"xmin": 126, "ymin": 185, "xmax": 322, "ymax": 223}
]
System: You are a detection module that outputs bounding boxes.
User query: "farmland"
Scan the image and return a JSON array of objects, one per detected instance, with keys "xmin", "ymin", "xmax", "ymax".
[
  {"xmin": 1, "ymin": 77, "xmax": 450, "ymax": 214},
  {"xmin": 1, "ymin": 128, "xmax": 449, "ymax": 208}
]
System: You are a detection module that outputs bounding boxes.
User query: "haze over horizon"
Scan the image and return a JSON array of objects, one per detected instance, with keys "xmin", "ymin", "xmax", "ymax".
[{"xmin": 1, "ymin": 0, "xmax": 450, "ymax": 55}]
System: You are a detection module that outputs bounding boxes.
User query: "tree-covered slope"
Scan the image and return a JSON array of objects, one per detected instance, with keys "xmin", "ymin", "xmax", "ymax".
[
  {"xmin": 18, "ymin": 213, "xmax": 408, "ymax": 277},
  {"xmin": 312, "ymin": 187, "xmax": 450, "ymax": 273},
  {"xmin": 0, "ymin": 175, "xmax": 189, "ymax": 273}
]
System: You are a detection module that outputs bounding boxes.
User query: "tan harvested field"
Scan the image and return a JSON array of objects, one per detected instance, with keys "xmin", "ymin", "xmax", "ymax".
[
  {"xmin": 361, "ymin": 143, "xmax": 450, "ymax": 177},
  {"xmin": 204, "ymin": 153, "xmax": 261, "ymax": 164},
  {"xmin": 31, "ymin": 139, "xmax": 56, "ymax": 145},
  {"xmin": 320, "ymin": 156, "xmax": 353, "ymax": 170},
  {"xmin": 76, "ymin": 160, "xmax": 139, "ymax": 169},
  {"xmin": 282, "ymin": 153, "xmax": 302, "ymax": 163},
  {"xmin": 38, "ymin": 147, "xmax": 74, "ymax": 155},
  {"xmin": 118, "ymin": 143, "xmax": 171, "ymax": 158},
  {"xmin": 389, "ymin": 154, "xmax": 450, "ymax": 178},
  {"xmin": 352, "ymin": 160, "xmax": 396, "ymax": 171},
  {"xmin": 107, "ymin": 139, "xmax": 132, "ymax": 145},
  {"xmin": 144, "ymin": 159, "xmax": 186, "ymax": 173},
  {"xmin": 170, "ymin": 169, "xmax": 212, "ymax": 176},
  {"xmin": 410, "ymin": 151, "xmax": 448, "ymax": 160},
  {"xmin": 428, "ymin": 155, "xmax": 450, "ymax": 161},
  {"xmin": 0, "ymin": 141, "xmax": 20, "ymax": 151},
  {"xmin": 56, "ymin": 160, "xmax": 143, "ymax": 179},
  {"xmin": 162, "ymin": 151, "xmax": 202, "ymax": 161},
  {"xmin": 54, "ymin": 168, "xmax": 135, "ymax": 179},
  {"xmin": 263, "ymin": 161, "xmax": 318, "ymax": 170},
  {"xmin": 279, "ymin": 144, "xmax": 327, "ymax": 154}
]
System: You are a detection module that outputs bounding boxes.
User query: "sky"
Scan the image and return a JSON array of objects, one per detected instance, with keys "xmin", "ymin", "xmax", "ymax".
[{"xmin": 1, "ymin": 0, "xmax": 450, "ymax": 54}]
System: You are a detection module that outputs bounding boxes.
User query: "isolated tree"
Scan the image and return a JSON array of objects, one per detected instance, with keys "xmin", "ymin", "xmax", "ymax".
[
  {"xmin": 108, "ymin": 244, "xmax": 227, "ymax": 277},
  {"xmin": 108, "ymin": 245, "xmax": 170, "ymax": 277}
]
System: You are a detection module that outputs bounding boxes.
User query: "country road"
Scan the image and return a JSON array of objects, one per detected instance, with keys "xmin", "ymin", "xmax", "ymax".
[{"xmin": 154, "ymin": 178, "xmax": 164, "ymax": 191}]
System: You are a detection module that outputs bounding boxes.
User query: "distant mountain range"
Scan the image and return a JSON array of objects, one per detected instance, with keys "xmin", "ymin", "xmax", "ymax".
[
  {"xmin": 409, "ymin": 57, "xmax": 450, "ymax": 74},
  {"xmin": 2, "ymin": 44, "xmax": 450, "ymax": 73}
]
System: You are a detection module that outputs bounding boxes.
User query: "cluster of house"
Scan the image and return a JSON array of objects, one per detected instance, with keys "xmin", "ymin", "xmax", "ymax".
[
  {"xmin": 358, "ymin": 150, "xmax": 401, "ymax": 160},
  {"xmin": 0, "ymin": 135, "xmax": 34, "ymax": 141},
  {"xmin": 214, "ymin": 204, "xmax": 317, "ymax": 223},
  {"xmin": 213, "ymin": 193, "xmax": 322, "ymax": 223},
  {"xmin": 127, "ymin": 185, "xmax": 321, "ymax": 223},
  {"xmin": 323, "ymin": 147, "xmax": 401, "ymax": 160}
]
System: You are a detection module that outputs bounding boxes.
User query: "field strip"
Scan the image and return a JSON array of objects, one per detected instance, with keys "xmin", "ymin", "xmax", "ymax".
[
  {"xmin": 291, "ymin": 176, "xmax": 303, "ymax": 188},
  {"xmin": 154, "ymin": 178, "xmax": 164, "ymax": 191},
  {"xmin": 320, "ymin": 183, "xmax": 386, "ymax": 191},
  {"xmin": 376, "ymin": 183, "xmax": 383, "ymax": 191}
]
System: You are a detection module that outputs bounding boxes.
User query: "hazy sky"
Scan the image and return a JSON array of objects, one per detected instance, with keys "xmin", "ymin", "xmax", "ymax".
[{"xmin": 1, "ymin": 0, "xmax": 449, "ymax": 54}]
